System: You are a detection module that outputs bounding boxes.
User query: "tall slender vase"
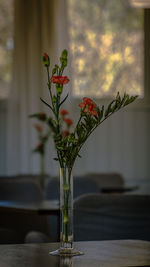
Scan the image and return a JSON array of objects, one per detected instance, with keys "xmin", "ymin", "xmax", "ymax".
[
  {"xmin": 60, "ymin": 167, "xmax": 73, "ymax": 250},
  {"xmin": 50, "ymin": 167, "xmax": 83, "ymax": 256}
]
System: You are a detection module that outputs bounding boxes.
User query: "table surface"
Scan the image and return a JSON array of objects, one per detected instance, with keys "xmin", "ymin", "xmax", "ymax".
[
  {"xmin": 0, "ymin": 200, "xmax": 59, "ymax": 215},
  {"xmin": 101, "ymin": 185, "xmax": 138, "ymax": 194},
  {"xmin": 0, "ymin": 240, "xmax": 150, "ymax": 267}
]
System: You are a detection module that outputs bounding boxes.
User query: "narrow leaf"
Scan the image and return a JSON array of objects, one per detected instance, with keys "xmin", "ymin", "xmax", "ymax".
[
  {"xmin": 28, "ymin": 113, "xmax": 38, "ymax": 118},
  {"xmin": 40, "ymin": 97, "xmax": 53, "ymax": 111},
  {"xmin": 53, "ymin": 158, "xmax": 59, "ymax": 161},
  {"xmin": 59, "ymin": 94, "xmax": 69, "ymax": 107}
]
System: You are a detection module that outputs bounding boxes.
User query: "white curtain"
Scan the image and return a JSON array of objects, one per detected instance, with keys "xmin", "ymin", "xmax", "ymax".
[{"xmin": 6, "ymin": 0, "xmax": 70, "ymax": 175}]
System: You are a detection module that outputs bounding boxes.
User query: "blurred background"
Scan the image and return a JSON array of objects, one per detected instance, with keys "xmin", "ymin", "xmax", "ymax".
[{"xmin": 0, "ymin": 0, "xmax": 150, "ymax": 191}]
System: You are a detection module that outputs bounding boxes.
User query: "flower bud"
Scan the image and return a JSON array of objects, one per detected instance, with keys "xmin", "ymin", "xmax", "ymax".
[{"xmin": 43, "ymin": 53, "xmax": 50, "ymax": 67}]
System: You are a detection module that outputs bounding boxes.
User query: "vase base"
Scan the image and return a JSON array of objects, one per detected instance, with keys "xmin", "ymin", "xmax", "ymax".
[{"xmin": 49, "ymin": 247, "xmax": 84, "ymax": 257}]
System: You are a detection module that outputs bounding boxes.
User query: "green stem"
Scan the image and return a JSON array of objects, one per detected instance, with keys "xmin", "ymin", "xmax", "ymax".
[
  {"xmin": 46, "ymin": 67, "xmax": 54, "ymax": 110},
  {"xmin": 46, "ymin": 67, "xmax": 61, "ymax": 129},
  {"xmin": 56, "ymin": 95, "xmax": 60, "ymax": 133},
  {"xmin": 62, "ymin": 167, "xmax": 71, "ymax": 242},
  {"xmin": 75, "ymin": 115, "xmax": 82, "ymax": 132},
  {"xmin": 40, "ymin": 154, "xmax": 45, "ymax": 189}
]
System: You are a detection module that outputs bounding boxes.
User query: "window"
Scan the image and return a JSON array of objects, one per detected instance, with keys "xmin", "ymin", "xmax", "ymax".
[
  {"xmin": 0, "ymin": 0, "xmax": 14, "ymax": 99},
  {"xmin": 68, "ymin": 0, "xmax": 144, "ymax": 98}
]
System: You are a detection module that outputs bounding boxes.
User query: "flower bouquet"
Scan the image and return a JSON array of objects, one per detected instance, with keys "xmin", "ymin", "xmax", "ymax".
[{"xmin": 32, "ymin": 49, "xmax": 138, "ymax": 256}]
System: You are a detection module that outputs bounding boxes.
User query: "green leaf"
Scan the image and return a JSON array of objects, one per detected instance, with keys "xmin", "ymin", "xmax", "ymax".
[
  {"xmin": 56, "ymin": 84, "xmax": 63, "ymax": 95},
  {"xmin": 60, "ymin": 59, "xmax": 68, "ymax": 69},
  {"xmin": 47, "ymin": 118, "xmax": 57, "ymax": 133},
  {"xmin": 100, "ymin": 105, "xmax": 104, "ymax": 117},
  {"xmin": 105, "ymin": 100, "xmax": 115, "ymax": 117},
  {"xmin": 60, "ymin": 50, "xmax": 68, "ymax": 69},
  {"xmin": 53, "ymin": 158, "xmax": 59, "ymax": 161},
  {"xmin": 52, "ymin": 67, "xmax": 56, "ymax": 75},
  {"xmin": 116, "ymin": 92, "xmax": 121, "ymax": 102},
  {"xmin": 61, "ymin": 49, "xmax": 68, "ymax": 59},
  {"xmin": 47, "ymin": 82, "xmax": 51, "ymax": 89},
  {"xmin": 29, "ymin": 113, "xmax": 47, "ymax": 121},
  {"xmin": 97, "ymin": 106, "xmax": 104, "ymax": 122},
  {"xmin": 52, "ymin": 95, "xmax": 57, "ymax": 103},
  {"xmin": 123, "ymin": 95, "xmax": 130, "ymax": 106},
  {"xmin": 111, "ymin": 100, "xmax": 119, "ymax": 112},
  {"xmin": 29, "ymin": 113, "xmax": 39, "ymax": 119},
  {"xmin": 59, "ymin": 93, "xmax": 69, "ymax": 107},
  {"xmin": 56, "ymin": 146, "xmax": 66, "ymax": 151},
  {"xmin": 40, "ymin": 98, "xmax": 53, "ymax": 111}
]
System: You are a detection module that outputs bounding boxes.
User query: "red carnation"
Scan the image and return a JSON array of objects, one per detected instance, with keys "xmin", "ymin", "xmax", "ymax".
[
  {"xmin": 37, "ymin": 143, "xmax": 43, "ymax": 149},
  {"xmin": 35, "ymin": 143, "xmax": 44, "ymax": 154},
  {"xmin": 79, "ymin": 97, "xmax": 98, "ymax": 116},
  {"xmin": 60, "ymin": 109, "xmax": 69, "ymax": 116},
  {"xmin": 64, "ymin": 118, "xmax": 73, "ymax": 126},
  {"xmin": 62, "ymin": 130, "xmax": 70, "ymax": 137},
  {"xmin": 34, "ymin": 124, "xmax": 43, "ymax": 132},
  {"xmin": 44, "ymin": 53, "xmax": 48, "ymax": 60},
  {"xmin": 50, "ymin": 75, "xmax": 70, "ymax": 84},
  {"xmin": 79, "ymin": 97, "xmax": 93, "ymax": 108}
]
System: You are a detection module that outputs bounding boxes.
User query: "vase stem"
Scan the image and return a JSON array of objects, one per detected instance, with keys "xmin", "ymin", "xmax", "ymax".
[{"xmin": 60, "ymin": 167, "xmax": 73, "ymax": 250}]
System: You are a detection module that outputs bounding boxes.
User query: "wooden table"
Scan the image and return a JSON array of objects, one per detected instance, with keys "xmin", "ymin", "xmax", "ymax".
[{"xmin": 0, "ymin": 240, "xmax": 150, "ymax": 267}]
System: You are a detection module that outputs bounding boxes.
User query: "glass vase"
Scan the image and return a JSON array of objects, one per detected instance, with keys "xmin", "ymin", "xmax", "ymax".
[{"xmin": 50, "ymin": 167, "xmax": 83, "ymax": 256}]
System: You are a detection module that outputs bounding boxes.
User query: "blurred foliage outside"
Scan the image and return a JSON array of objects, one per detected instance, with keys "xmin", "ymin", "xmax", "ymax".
[
  {"xmin": 68, "ymin": 0, "xmax": 144, "ymax": 98},
  {"xmin": 0, "ymin": 0, "xmax": 14, "ymax": 99}
]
